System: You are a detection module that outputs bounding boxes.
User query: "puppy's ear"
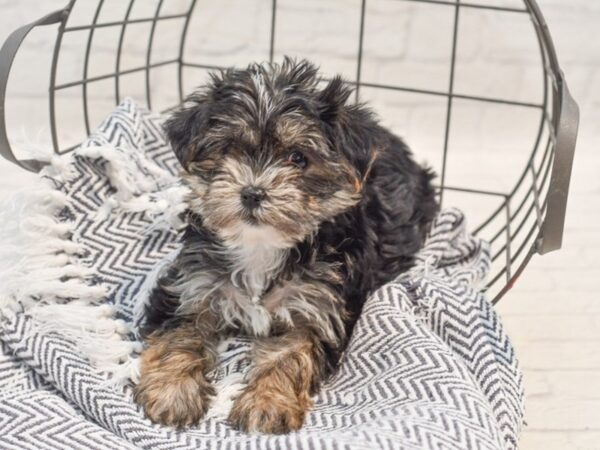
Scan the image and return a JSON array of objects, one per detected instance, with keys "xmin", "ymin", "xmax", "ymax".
[
  {"xmin": 163, "ymin": 95, "xmax": 211, "ymax": 170},
  {"xmin": 318, "ymin": 76, "xmax": 353, "ymax": 123}
]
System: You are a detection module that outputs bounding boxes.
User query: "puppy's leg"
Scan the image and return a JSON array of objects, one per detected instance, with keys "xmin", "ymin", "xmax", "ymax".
[
  {"xmin": 134, "ymin": 320, "xmax": 218, "ymax": 428},
  {"xmin": 228, "ymin": 329, "xmax": 326, "ymax": 434}
]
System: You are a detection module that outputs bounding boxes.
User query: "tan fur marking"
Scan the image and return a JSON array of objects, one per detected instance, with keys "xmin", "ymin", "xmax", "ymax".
[
  {"xmin": 276, "ymin": 116, "xmax": 329, "ymax": 154},
  {"xmin": 228, "ymin": 331, "xmax": 322, "ymax": 434},
  {"xmin": 363, "ymin": 149, "xmax": 379, "ymax": 184},
  {"xmin": 134, "ymin": 323, "xmax": 216, "ymax": 428}
]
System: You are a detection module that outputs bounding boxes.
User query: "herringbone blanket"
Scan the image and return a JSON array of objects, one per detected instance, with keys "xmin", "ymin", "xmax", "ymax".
[{"xmin": 0, "ymin": 99, "xmax": 524, "ymax": 450}]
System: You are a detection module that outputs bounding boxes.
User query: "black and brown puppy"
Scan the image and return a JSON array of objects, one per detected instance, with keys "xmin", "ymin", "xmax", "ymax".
[{"xmin": 134, "ymin": 58, "xmax": 438, "ymax": 433}]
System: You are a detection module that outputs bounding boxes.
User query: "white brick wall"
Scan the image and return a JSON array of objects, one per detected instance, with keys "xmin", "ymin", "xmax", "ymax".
[
  {"xmin": 1, "ymin": 0, "xmax": 596, "ymax": 184},
  {"xmin": 0, "ymin": 1, "xmax": 599, "ymax": 448},
  {"xmin": 0, "ymin": 0, "xmax": 597, "ymax": 153}
]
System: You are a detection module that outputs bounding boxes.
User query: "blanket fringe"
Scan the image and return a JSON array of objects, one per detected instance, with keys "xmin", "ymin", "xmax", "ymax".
[
  {"xmin": 0, "ymin": 140, "xmax": 187, "ymax": 381},
  {"xmin": 78, "ymin": 145, "xmax": 189, "ymax": 230},
  {"xmin": 0, "ymin": 180, "xmax": 103, "ymax": 312},
  {"xmin": 27, "ymin": 302, "xmax": 142, "ymax": 369}
]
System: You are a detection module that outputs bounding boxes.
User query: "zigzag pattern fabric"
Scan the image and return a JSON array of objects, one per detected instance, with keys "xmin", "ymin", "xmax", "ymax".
[{"xmin": 0, "ymin": 100, "xmax": 524, "ymax": 450}]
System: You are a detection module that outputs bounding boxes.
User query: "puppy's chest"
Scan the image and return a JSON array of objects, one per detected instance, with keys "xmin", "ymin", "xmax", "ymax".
[
  {"xmin": 209, "ymin": 245, "xmax": 293, "ymax": 335},
  {"xmin": 228, "ymin": 244, "xmax": 287, "ymax": 301}
]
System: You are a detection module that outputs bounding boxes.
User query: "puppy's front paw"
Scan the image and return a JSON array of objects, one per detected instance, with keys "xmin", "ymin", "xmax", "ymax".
[
  {"xmin": 228, "ymin": 383, "xmax": 311, "ymax": 434},
  {"xmin": 134, "ymin": 339, "xmax": 216, "ymax": 428},
  {"xmin": 134, "ymin": 370, "xmax": 214, "ymax": 428}
]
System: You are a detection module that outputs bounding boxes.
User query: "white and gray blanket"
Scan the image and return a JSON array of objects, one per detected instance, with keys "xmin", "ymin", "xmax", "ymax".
[{"xmin": 0, "ymin": 99, "xmax": 524, "ymax": 450}]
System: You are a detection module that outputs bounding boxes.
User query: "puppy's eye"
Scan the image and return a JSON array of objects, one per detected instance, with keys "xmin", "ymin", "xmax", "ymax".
[{"xmin": 288, "ymin": 150, "xmax": 308, "ymax": 169}]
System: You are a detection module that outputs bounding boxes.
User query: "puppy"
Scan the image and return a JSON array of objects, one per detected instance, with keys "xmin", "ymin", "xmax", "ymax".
[{"xmin": 134, "ymin": 58, "xmax": 438, "ymax": 433}]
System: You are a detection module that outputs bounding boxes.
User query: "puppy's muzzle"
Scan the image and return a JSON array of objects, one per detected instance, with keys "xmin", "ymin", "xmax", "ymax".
[{"xmin": 241, "ymin": 186, "xmax": 266, "ymax": 210}]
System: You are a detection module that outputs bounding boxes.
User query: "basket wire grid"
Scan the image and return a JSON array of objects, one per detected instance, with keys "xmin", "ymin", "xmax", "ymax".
[{"xmin": 0, "ymin": 0, "xmax": 579, "ymax": 303}]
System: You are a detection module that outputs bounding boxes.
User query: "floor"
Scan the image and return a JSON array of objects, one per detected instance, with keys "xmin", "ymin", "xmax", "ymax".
[
  {"xmin": 496, "ymin": 138, "xmax": 600, "ymax": 449},
  {"xmin": 494, "ymin": 3, "xmax": 600, "ymax": 446},
  {"xmin": 0, "ymin": 1, "xmax": 599, "ymax": 448}
]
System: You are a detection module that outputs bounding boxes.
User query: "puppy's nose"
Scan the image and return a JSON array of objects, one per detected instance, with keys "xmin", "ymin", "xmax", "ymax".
[{"xmin": 240, "ymin": 186, "xmax": 266, "ymax": 210}]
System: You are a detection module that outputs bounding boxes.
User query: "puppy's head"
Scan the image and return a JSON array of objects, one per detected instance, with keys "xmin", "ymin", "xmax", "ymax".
[{"xmin": 166, "ymin": 58, "xmax": 366, "ymax": 248}]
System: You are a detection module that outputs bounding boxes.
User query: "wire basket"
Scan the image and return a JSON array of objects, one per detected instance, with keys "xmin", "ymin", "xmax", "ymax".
[{"xmin": 0, "ymin": 0, "xmax": 579, "ymax": 303}]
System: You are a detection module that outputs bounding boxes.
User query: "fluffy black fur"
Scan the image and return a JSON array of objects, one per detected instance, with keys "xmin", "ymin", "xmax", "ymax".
[{"xmin": 136, "ymin": 58, "xmax": 438, "ymax": 432}]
